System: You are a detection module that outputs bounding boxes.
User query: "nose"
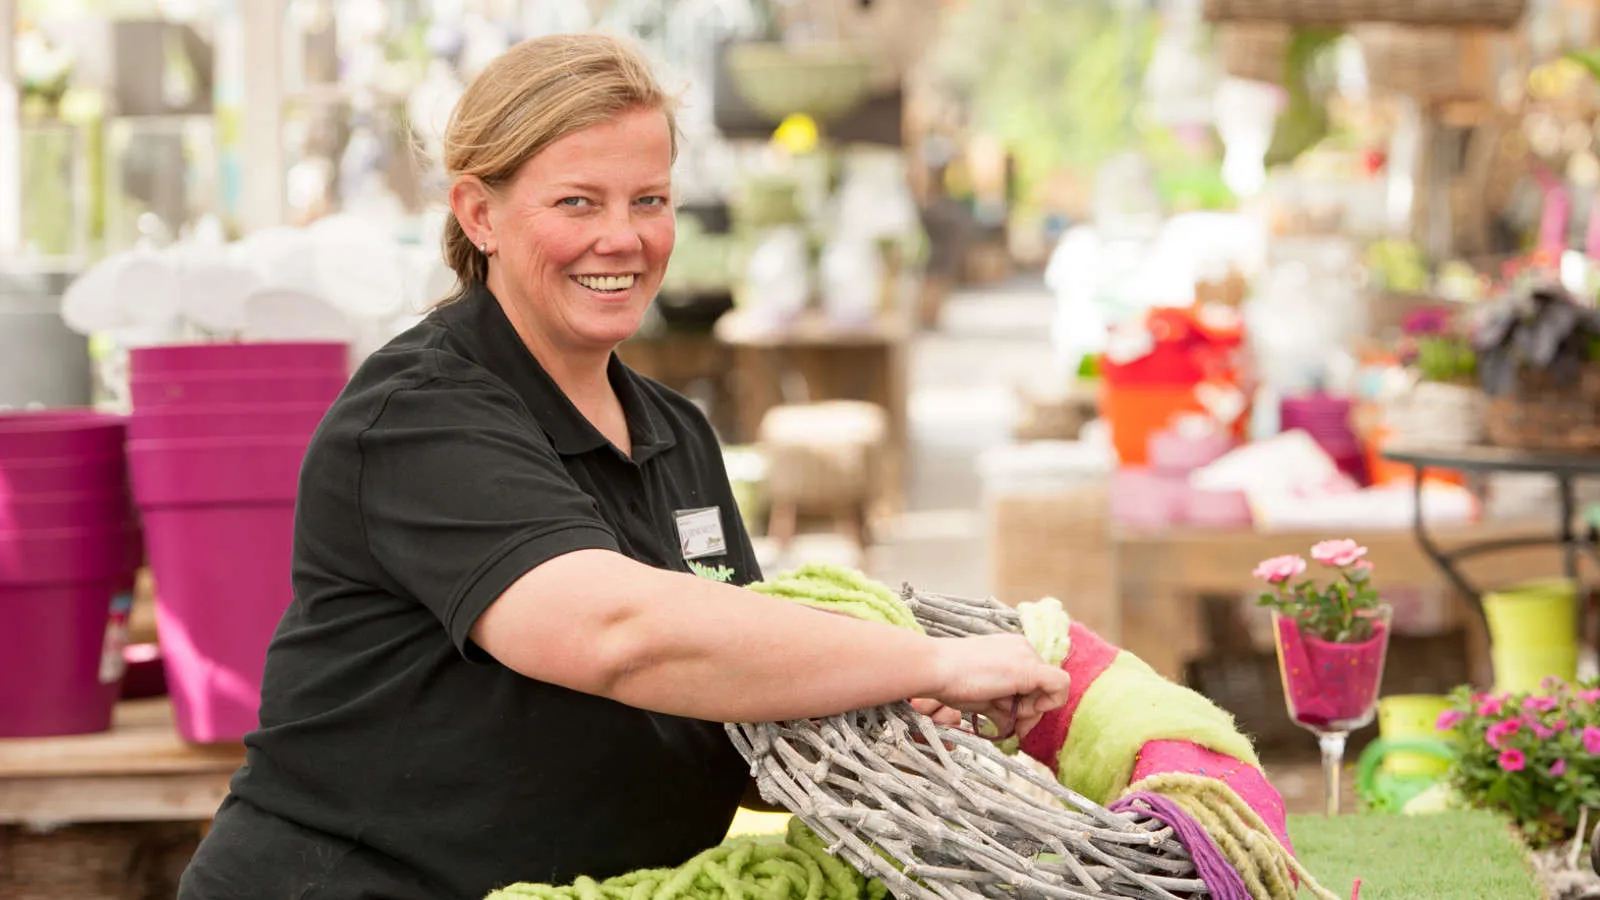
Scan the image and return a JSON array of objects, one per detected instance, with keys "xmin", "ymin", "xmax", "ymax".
[{"xmin": 593, "ymin": 206, "xmax": 644, "ymax": 256}]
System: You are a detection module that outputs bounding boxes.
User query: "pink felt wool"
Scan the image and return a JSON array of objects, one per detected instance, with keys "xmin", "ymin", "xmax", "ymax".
[
  {"xmin": 1019, "ymin": 622, "xmax": 1120, "ymax": 766},
  {"xmin": 1130, "ymin": 739, "xmax": 1293, "ymax": 855}
]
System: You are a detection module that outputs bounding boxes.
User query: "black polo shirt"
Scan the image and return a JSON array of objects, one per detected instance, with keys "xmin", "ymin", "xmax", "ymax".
[{"xmin": 179, "ymin": 284, "xmax": 762, "ymax": 900}]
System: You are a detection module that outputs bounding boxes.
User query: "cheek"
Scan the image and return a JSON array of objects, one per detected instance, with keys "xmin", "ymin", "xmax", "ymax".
[{"xmin": 644, "ymin": 218, "xmax": 675, "ymax": 264}]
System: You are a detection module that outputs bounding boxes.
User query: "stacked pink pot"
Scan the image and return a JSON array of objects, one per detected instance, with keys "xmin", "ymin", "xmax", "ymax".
[
  {"xmin": 1280, "ymin": 393, "xmax": 1368, "ymax": 486},
  {"xmin": 0, "ymin": 411, "xmax": 142, "ymax": 737},
  {"xmin": 127, "ymin": 342, "xmax": 348, "ymax": 743},
  {"xmin": 1111, "ymin": 427, "xmax": 1250, "ymax": 529}
]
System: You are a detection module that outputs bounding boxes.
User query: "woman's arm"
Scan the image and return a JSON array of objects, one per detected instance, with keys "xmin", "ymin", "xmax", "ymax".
[{"xmin": 470, "ymin": 549, "xmax": 1068, "ymax": 726}]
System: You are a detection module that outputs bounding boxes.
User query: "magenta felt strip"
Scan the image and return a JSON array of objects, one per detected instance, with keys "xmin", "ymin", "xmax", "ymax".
[{"xmin": 1018, "ymin": 622, "xmax": 1120, "ymax": 767}]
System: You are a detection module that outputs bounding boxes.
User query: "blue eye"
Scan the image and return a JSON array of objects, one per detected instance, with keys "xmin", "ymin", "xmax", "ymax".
[
  {"xmin": 636, "ymin": 196, "xmax": 668, "ymax": 208},
  {"xmin": 557, "ymin": 197, "xmax": 589, "ymax": 208}
]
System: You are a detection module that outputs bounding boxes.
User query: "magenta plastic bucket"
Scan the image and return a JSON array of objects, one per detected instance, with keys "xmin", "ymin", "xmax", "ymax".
[
  {"xmin": 128, "ymin": 437, "xmax": 309, "ymax": 508},
  {"xmin": 0, "ymin": 409, "xmax": 127, "ymax": 460},
  {"xmin": 142, "ymin": 503, "xmax": 295, "ymax": 743},
  {"xmin": 0, "ymin": 453, "xmax": 129, "ymax": 498},
  {"xmin": 0, "ymin": 490, "xmax": 135, "ymax": 532},
  {"xmin": 130, "ymin": 370, "xmax": 348, "ymax": 409},
  {"xmin": 130, "ymin": 434, "xmax": 305, "ymax": 743},
  {"xmin": 130, "ymin": 341, "xmax": 349, "ymax": 377},
  {"xmin": 0, "ymin": 579, "xmax": 128, "ymax": 737},
  {"xmin": 0, "ymin": 523, "xmax": 143, "ymax": 585},
  {"xmin": 128, "ymin": 402, "xmax": 329, "ymax": 442}
]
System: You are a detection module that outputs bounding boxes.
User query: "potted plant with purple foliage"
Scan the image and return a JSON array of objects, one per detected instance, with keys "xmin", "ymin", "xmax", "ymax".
[
  {"xmin": 1472, "ymin": 282, "xmax": 1600, "ymax": 452},
  {"xmin": 1256, "ymin": 539, "xmax": 1394, "ymax": 815}
]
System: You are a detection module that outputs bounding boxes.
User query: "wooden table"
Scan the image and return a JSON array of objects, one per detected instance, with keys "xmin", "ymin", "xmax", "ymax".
[
  {"xmin": 1113, "ymin": 522, "xmax": 1580, "ymax": 684},
  {"xmin": 713, "ymin": 307, "xmax": 911, "ymax": 513},
  {"xmin": 0, "ymin": 698, "xmax": 242, "ymax": 828}
]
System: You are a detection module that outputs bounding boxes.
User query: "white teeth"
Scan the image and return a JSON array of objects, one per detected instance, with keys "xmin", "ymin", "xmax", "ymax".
[{"xmin": 574, "ymin": 274, "xmax": 635, "ymax": 291}]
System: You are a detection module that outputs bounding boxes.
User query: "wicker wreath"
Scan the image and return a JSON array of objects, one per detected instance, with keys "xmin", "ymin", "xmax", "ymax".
[{"xmin": 726, "ymin": 587, "xmax": 1206, "ymax": 900}]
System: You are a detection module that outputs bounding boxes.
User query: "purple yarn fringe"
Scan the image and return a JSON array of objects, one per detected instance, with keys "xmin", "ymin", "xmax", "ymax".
[{"xmin": 1109, "ymin": 791, "xmax": 1253, "ymax": 900}]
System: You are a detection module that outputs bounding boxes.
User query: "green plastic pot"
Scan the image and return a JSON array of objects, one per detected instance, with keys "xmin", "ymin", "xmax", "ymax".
[
  {"xmin": 1484, "ymin": 579, "xmax": 1578, "ymax": 649},
  {"xmin": 1491, "ymin": 644, "xmax": 1579, "ymax": 694},
  {"xmin": 1356, "ymin": 736, "xmax": 1457, "ymax": 813},
  {"xmin": 1377, "ymin": 694, "xmax": 1456, "ymax": 776}
]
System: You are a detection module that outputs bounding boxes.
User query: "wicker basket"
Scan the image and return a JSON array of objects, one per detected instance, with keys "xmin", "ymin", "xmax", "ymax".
[
  {"xmin": 1485, "ymin": 368, "xmax": 1600, "ymax": 453},
  {"xmin": 1355, "ymin": 25, "xmax": 1477, "ymax": 100},
  {"xmin": 728, "ymin": 588, "xmax": 1204, "ymax": 900},
  {"xmin": 1216, "ymin": 22, "xmax": 1290, "ymax": 84},
  {"xmin": 1203, "ymin": 0, "xmax": 1526, "ymax": 27},
  {"xmin": 1383, "ymin": 380, "xmax": 1488, "ymax": 449}
]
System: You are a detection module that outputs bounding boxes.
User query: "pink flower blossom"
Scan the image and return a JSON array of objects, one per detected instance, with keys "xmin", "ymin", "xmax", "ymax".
[
  {"xmin": 1530, "ymin": 721, "xmax": 1555, "ymax": 740},
  {"xmin": 1553, "ymin": 719, "xmax": 1569, "ymax": 733},
  {"xmin": 1579, "ymin": 689, "xmax": 1600, "ymax": 704},
  {"xmin": 1551, "ymin": 759, "xmax": 1568, "ymax": 777},
  {"xmin": 1477, "ymin": 696, "xmax": 1505, "ymax": 717},
  {"xmin": 1583, "ymin": 726, "xmax": 1600, "ymax": 755},
  {"xmin": 1435, "ymin": 709, "xmax": 1465, "ymax": 731},
  {"xmin": 1310, "ymin": 539, "xmax": 1368, "ymax": 568},
  {"xmin": 1487, "ymin": 719, "xmax": 1522, "ymax": 748},
  {"xmin": 1498, "ymin": 748, "xmax": 1526, "ymax": 772},
  {"xmin": 1524, "ymin": 696, "xmax": 1559, "ymax": 712},
  {"xmin": 1348, "ymin": 560, "xmax": 1374, "ymax": 582},
  {"xmin": 1253, "ymin": 555, "xmax": 1307, "ymax": 585}
]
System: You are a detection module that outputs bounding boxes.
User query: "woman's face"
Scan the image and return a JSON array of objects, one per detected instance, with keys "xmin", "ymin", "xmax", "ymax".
[{"xmin": 486, "ymin": 106, "xmax": 674, "ymax": 354}]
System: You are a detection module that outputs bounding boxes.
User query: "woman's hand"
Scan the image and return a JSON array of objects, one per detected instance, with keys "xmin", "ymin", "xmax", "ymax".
[{"xmin": 914, "ymin": 634, "xmax": 1071, "ymax": 739}]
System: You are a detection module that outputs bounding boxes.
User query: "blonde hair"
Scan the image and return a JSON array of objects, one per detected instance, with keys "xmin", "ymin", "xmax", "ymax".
[{"xmin": 438, "ymin": 33, "xmax": 678, "ymax": 304}]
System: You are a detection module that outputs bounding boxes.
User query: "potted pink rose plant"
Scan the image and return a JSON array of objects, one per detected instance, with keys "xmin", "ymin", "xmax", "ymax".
[{"xmin": 1255, "ymin": 539, "xmax": 1395, "ymax": 815}]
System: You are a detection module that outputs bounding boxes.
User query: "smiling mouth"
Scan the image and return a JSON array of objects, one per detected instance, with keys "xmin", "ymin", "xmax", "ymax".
[{"xmin": 571, "ymin": 274, "xmax": 637, "ymax": 293}]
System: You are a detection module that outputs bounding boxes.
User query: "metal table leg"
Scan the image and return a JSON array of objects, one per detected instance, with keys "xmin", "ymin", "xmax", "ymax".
[{"xmin": 1409, "ymin": 466, "xmax": 1486, "ymax": 617}]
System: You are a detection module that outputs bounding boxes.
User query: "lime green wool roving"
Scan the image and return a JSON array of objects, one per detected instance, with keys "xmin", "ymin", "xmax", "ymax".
[
  {"xmin": 488, "ymin": 818, "xmax": 889, "ymax": 900},
  {"xmin": 1057, "ymin": 652, "xmax": 1259, "ymax": 805},
  {"xmin": 1016, "ymin": 597, "xmax": 1071, "ymax": 667},
  {"xmin": 746, "ymin": 564, "xmax": 923, "ymax": 633}
]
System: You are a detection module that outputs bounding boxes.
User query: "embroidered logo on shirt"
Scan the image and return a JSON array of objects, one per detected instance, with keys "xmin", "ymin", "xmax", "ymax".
[{"xmin": 688, "ymin": 560, "xmax": 735, "ymax": 583}]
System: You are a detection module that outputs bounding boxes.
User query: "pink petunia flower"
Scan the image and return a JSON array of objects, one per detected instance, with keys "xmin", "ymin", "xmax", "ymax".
[
  {"xmin": 1253, "ymin": 555, "xmax": 1307, "ymax": 585},
  {"xmin": 1524, "ymin": 696, "xmax": 1559, "ymax": 713},
  {"xmin": 1530, "ymin": 720, "xmax": 1555, "ymax": 740},
  {"xmin": 1553, "ymin": 719, "xmax": 1569, "ymax": 733},
  {"xmin": 1579, "ymin": 689, "xmax": 1600, "ymax": 704},
  {"xmin": 1436, "ymin": 709, "xmax": 1465, "ymax": 731},
  {"xmin": 1486, "ymin": 719, "xmax": 1522, "ymax": 748},
  {"xmin": 1477, "ymin": 696, "xmax": 1505, "ymax": 717},
  {"xmin": 1499, "ymin": 748, "xmax": 1526, "ymax": 772},
  {"xmin": 1583, "ymin": 726, "xmax": 1600, "ymax": 755},
  {"xmin": 1310, "ymin": 539, "xmax": 1368, "ymax": 568},
  {"xmin": 1552, "ymin": 759, "xmax": 1568, "ymax": 777}
]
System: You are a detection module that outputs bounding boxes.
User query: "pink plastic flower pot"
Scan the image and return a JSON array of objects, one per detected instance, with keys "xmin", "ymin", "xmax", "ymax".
[
  {"xmin": 142, "ymin": 502, "xmax": 295, "ymax": 743},
  {"xmin": 128, "ymin": 437, "xmax": 308, "ymax": 508},
  {"xmin": 1110, "ymin": 467, "xmax": 1185, "ymax": 529},
  {"xmin": 0, "ymin": 453, "xmax": 127, "ymax": 498},
  {"xmin": 130, "ymin": 341, "xmax": 349, "ymax": 377},
  {"xmin": 1147, "ymin": 429, "xmax": 1234, "ymax": 474},
  {"xmin": 129, "ymin": 434, "xmax": 309, "ymax": 743},
  {"xmin": 0, "ymin": 523, "xmax": 143, "ymax": 585},
  {"xmin": 0, "ymin": 409, "xmax": 127, "ymax": 460},
  {"xmin": 129, "ymin": 370, "xmax": 349, "ymax": 409},
  {"xmin": 0, "ymin": 579, "xmax": 129, "ymax": 737},
  {"xmin": 0, "ymin": 490, "xmax": 136, "ymax": 533},
  {"xmin": 128, "ymin": 402, "xmax": 329, "ymax": 442},
  {"xmin": 1181, "ymin": 486, "xmax": 1253, "ymax": 527}
]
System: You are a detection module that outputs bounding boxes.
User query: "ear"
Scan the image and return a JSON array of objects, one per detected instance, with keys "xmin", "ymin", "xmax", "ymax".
[{"xmin": 449, "ymin": 175, "xmax": 495, "ymax": 248}]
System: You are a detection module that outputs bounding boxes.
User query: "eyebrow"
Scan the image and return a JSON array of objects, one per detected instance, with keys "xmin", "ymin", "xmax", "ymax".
[{"xmin": 549, "ymin": 181, "xmax": 671, "ymax": 194}]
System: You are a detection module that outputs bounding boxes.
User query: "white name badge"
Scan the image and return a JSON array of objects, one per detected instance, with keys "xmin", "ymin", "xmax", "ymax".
[{"xmin": 674, "ymin": 506, "xmax": 727, "ymax": 561}]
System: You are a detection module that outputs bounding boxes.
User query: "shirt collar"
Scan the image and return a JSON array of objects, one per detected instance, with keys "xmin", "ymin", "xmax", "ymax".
[{"xmin": 446, "ymin": 283, "xmax": 677, "ymax": 463}]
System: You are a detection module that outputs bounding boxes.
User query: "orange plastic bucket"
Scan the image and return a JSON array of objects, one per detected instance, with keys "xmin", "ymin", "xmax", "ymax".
[{"xmin": 1101, "ymin": 384, "xmax": 1209, "ymax": 466}]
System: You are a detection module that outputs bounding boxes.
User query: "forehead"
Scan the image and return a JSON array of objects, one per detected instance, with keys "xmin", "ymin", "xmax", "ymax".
[{"xmin": 519, "ymin": 107, "xmax": 672, "ymax": 184}]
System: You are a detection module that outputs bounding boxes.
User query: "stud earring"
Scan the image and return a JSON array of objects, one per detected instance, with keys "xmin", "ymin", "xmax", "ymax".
[{"xmin": 479, "ymin": 241, "xmax": 488, "ymax": 255}]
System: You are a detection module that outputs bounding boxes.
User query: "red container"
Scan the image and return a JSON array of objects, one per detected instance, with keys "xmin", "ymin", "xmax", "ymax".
[{"xmin": 0, "ymin": 579, "xmax": 129, "ymax": 737}]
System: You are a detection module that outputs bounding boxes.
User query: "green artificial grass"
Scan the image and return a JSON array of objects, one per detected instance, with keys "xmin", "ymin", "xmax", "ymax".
[{"xmin": 1288, "ymin": 810, "xmax": 1541, "ymax": 899}]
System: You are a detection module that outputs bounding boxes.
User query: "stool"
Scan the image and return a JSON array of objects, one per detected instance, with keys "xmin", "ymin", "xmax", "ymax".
[{"xmin": 758, "ymin": 401, "xmax": 888, "ymax": 553}]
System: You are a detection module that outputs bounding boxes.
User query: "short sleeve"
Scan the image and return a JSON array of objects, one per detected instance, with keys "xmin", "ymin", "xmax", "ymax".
[{"xmin": 356, "ymin": 374, "xmax": 619, "ymax": 657}]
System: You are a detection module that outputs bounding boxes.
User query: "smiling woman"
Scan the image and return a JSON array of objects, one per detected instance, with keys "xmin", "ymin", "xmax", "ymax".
[{"xmin": 175, "ymin": 33, "xmax": 1070, "ymax": 900}]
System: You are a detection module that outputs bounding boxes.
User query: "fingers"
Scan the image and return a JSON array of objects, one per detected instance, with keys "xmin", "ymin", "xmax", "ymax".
[{"xmin": 910, "ymin": 698, "xmax": 963, "ymax": 727}]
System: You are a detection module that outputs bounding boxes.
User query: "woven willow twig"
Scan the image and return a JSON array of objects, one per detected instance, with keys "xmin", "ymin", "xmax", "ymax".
[{"xmin": 726, "ymin": 587, "xmax": 1207, "ymax": 900}]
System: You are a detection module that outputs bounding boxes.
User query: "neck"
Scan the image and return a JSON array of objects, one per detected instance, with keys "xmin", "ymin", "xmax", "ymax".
[{"xmin": 487, "ymin": 279, "xmax": 614, "ymax": 410}]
